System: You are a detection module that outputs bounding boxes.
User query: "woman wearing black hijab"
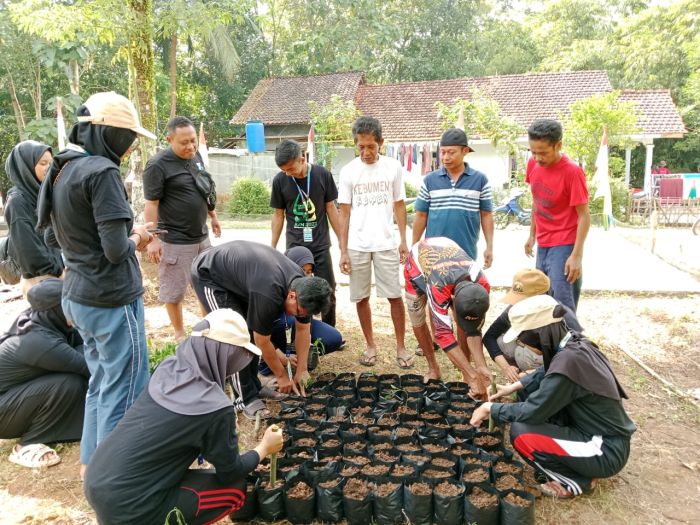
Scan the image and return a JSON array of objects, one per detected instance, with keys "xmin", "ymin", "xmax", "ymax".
[
  {"xmin": 0, "ymin": 278, "xmax": 87, "ymax": 468},
  {"xmin": 84, "ymin": 309, "xmax": 284, "ymax": 525},
  {"xmin": 471, "ymin": 295, "xmax": 636, "ymax": 499},
  {"xmin": 4, "ymin": 140, "xmax": 63, "ymax": 294},
  {"xmin": 36, "ymin": 91, "xmax": 157, "ymax": 475}
]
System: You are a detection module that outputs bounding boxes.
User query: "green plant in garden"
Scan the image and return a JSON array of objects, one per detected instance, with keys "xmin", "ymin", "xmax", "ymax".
[
  {"xmin": 404, "ymin": 182, "xmax": 418, "ymax": 199},
  {"xmin": 308, "ymin": 94, "xmax": 360, "ymax": 170},
  {"xmin": 228, "ymin": 178, "xmax": 271, "ymax": 216},
  {"xmin": 561, "ymin": 91, "xmax": 639, "ymax": 175},
  {"xmin": 149, "ymin": 340, "xmax": 177, "ymax": 374},
  {"xmin": 435, "ymin": 91, "xmax": 523, "ymax": 156}
]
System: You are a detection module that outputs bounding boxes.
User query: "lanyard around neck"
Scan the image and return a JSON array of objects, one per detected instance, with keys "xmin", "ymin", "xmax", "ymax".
[{"xmin": 293, "ymin": 163, "xmax": 312, "ymax": 202}]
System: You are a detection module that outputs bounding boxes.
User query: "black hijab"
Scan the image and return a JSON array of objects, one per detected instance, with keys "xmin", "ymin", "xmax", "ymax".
[
  {"xmin": 36, "ymin": 104, "xmax": 136, "ymax": 230},
  {"xmin": 0, "ymin": 278, "xmax": 73, "ymax": 345},
  {"xmin": 5, "ymin": 140, "xmax": 51, "ymax": 204},
  {"xmin": 521, "ymin": 320, "xmax": 628, "ymax": 401},
  {"xmin": 149, "ymin": 318, "xmax": 255, "ymax": 415},
  {"xmin": 286, "ymin": 246, "xmax": 315, "ymax": 271}
]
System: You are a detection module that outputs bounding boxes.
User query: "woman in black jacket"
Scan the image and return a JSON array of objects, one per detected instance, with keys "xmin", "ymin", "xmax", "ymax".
[
  {"xmin": 0, "ymin": 278, "xmax": 87, "ymax": 468},
  {"xmin": 471, "ymin": 294, "xmax": 636, "ymax": 499},
  {"xmin": 4, "ymin": 141, "xmax": 63, "ymax": 295}
]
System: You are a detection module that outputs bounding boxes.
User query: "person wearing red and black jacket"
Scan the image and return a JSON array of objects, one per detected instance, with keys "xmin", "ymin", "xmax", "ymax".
[
  {"xmin": 471, "ymin": 295, "xmax": 635, "ymax": 499},
  {"xmin": 404, "ymin": 236, "xmax": 491, "ymax": 398}
]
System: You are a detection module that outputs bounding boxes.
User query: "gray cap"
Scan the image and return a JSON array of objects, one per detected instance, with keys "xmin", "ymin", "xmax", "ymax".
[{"xmin": 440, "ymin": 128, "xmax": 474, "ymax": 152}]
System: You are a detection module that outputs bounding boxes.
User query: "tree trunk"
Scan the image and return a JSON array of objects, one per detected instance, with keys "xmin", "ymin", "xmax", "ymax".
[
  {"xmin": 32, "ymin": 62, "xmax": 42, "ymax": 119},
  {"xmin": 169, "ymin": 32, "xmax": 177, "ymax": 119},
  {"xmin": 68, "ymin": 59, "xmax": 80, "ymax": 96},
  {"xmin": 7, "ymin": 73, "xmax": 27, "ymax": 140},
  {"xmin": 127, "ymin": 0, "xmax": 157, "ymax": 221}
]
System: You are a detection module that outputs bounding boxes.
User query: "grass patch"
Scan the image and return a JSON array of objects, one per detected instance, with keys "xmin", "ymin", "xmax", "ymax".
[{"xmin": 149, "ymin": 340, "xmax": 178, "ymax": 374}]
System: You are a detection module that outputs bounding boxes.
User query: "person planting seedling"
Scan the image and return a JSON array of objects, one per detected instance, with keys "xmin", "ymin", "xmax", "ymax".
[
  {"xmin": 470, "ymin": 295, "xmax": 635, "ymax": 499},
  {"xmin": 83, "ymin": 309, "xmax": 284, "ymax": 524}
]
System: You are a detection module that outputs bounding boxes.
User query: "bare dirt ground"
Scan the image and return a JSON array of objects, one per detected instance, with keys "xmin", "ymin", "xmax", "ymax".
[{"xmin": 1, "ymin": 258, "xmax": 699, "ymax": 524}]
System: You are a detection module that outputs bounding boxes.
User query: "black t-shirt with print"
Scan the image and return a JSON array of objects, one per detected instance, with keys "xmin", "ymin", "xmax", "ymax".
[
  {"xmin": 50, "ymin": 156, "xmax": 143, "ymax": 307},
  {"xmin": 193, "ymin": 240, "xmax": 309, "ymax": 336},
  {"xmin": 143, "ymin": 148, "xmax": 209, "ymax": 244},
  {"xmin": 270, "ymin": 164, "xmax": 338, "ymax": 253}
]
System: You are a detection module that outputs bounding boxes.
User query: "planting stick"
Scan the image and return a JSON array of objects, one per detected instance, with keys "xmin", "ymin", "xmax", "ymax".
[
  {"xmin": 269, "ymin": 425, "xmax": 280, "ymax": 487},
  {"xmin": 488, "ymin": 373, "xmax": 497, "ymax": 432}
]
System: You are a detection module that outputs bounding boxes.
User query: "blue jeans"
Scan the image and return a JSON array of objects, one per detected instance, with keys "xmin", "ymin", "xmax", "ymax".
[
  {"xmin": 536, "ymin": 244, "xmax": 582, "ymax": 313},
  {"xmin": 260, "ymin": 314, "xmax": 344, "ymax": 375},
  {"xmin": 62, "ymin": 297, "xmax": 149, "ymax": 464}
]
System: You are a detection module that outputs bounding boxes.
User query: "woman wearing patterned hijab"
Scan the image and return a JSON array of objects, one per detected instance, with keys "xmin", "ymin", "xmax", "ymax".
[{"xmin": 84, "ymin": 309, "xmax": 284, "ymax": 525}]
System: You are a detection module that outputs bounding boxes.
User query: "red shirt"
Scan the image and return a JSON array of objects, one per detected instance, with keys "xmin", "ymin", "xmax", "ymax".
[{"xmin": 526, "ymin": 155, "xmax": 589, "ymax": 247}]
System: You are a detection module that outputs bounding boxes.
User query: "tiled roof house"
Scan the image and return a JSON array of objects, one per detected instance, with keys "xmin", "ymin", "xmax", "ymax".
[{"xmin": 230, "ymin": 70, "xmax": 685, "ymax": 188}]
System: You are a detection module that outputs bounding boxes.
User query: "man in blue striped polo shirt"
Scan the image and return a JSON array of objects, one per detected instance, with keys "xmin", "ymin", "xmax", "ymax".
[{"xmin": 412, "ymin": 128, "xmax": 494, "ymax": 266}]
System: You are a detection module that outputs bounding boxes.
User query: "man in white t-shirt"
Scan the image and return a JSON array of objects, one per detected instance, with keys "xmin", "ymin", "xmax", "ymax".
[{"xmin": 338, "ymin": 116, "xmax": 413, "ymax": 368}]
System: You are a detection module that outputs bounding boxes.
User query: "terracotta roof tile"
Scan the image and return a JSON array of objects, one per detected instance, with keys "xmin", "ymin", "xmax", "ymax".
[
  {"xmin": 355, "ymin": 71, "xmax": 613, "ymax": 141},
  {"xmin": 231, "ymin": 70, "xmax": 686, "ymax": 141},
  {"xmin": 231, "ymin": 71, "xmax": 365, "ymax": 125},
  {"xmin": 619, "ymin": 90, "xmax": 687, "ymax": 137}
]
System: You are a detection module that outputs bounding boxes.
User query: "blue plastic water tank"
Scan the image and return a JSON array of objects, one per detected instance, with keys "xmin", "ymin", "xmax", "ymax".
[{"xmin": 245, "ymin": 120, "xmax": 265, "ymax": 153}]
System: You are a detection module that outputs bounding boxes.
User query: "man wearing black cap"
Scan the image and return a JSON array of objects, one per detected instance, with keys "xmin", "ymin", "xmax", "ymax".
[
  {"xmin": 412, "ymin": 128, "xmax": 494, "ymax": 267},
  {"xmin": 404, "ymin": 237, "xmax": 492, "ymax": 398}
]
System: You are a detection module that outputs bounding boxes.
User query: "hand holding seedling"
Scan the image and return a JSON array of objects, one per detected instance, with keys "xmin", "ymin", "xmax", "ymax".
[
  {"xmin": 470, "ymin": 402, "xmax": 492, "ymax": 427},
  {"xmin": 260, "ymin": 425, "xmax": 283, "ymax": 457},
  {"xmin": 489, "ymin": 381, "xmax": 523, "ymax": 401}
]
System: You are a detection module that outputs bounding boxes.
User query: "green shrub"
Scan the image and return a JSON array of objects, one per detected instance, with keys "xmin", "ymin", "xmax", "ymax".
[
  {"xmin": 228, "ymin": 178, "xmax": 271, "ymax": 216},
  {"xmin": 149, "ymin": 341, "xmax": 177, "ymax": 374},
  {"xmin": 588, "ymin": 178, "xmax": 630, "ymax": 222},
  {"xmin": 405, "ymin": 182, "xmax": 418, "ymax": 199}
]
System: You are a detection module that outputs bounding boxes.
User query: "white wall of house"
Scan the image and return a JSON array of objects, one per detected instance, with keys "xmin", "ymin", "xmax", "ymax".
[{"xmin": 467, "ymin": 142, "xmax": 511, "ymax": 189}]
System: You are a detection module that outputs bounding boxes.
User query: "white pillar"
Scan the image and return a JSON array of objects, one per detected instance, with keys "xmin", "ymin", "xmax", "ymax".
[
  {"xmin": 644, "ymin": 142, "xmax": 654, "ymax": 194},
  {"xmin": 624, "ymin": 146, "xmax": 632, "ymax": 187}
]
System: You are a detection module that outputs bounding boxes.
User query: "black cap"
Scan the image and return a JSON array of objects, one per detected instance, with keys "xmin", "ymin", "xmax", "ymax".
[
  {"xmin": 453, "ymin": 281, "xmax": 489, "ymax": 336},
  {"xmin": 26, "ymin": 278, "xmax": 63, "ymax": 311},
  {"xmin": 440, "ymin": 128, "xmax": 474, "ymax": 152}
]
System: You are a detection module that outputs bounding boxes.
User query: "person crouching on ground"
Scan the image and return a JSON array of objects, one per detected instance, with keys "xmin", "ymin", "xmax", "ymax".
[
  {"xmin": 471, "ymin": 295, "xmax": 636, "ymax": 499},
  {"xmin": 483, "ymin": 268, "xmax": 583, "ymax": 383},
  {"xmin": 0, "ymin": 278, "xmax": 87, "ymax": 468},
  {"xmin": 84, "ymin": 309, "xmax": 284, "ymax": 525}
]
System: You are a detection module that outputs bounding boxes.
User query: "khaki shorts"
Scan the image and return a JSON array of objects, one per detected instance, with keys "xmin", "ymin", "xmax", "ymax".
[
  {"xmin": 497, "ymin": 335, "xmax": 543, "ymax": 371},
  {"xmin": 348, "ymin": 248, "xmax": 402, "ymax": 302},
  {"xmin": 405, "ymin": 291, "xmax": 428, "ymax": 327},
  {"xmin": 159, "ymin": 239, "xmax": 211, "ymax": 303}
]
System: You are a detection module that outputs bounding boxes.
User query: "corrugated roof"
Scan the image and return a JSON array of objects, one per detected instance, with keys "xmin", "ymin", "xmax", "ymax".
[{"xmin": 231, "ymin": 71, "xmax": 365, "ymax": 125}]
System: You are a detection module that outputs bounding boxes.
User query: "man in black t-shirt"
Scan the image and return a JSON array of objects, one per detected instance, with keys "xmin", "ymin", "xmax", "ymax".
[
  {"xmin": 270, "ymin": 140, "xmax": 341, "ymax": 326},
  {"xmin": 143, "ymin": 117, "xmax": 221, "ymax": 340},
  {"xmin": 191, "ymin": 241, "xmax": 332, "ymax": 417}
]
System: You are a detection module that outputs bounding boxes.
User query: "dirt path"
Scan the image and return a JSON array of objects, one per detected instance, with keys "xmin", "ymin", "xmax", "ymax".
[{"xmin": 0, "ymin": 283, "xmax": 698, "ymax": 524}]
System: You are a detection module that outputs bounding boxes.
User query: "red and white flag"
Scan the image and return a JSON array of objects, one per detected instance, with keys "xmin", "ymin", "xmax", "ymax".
[
  {"xmin": 198, "ymin": 122, "xmax": 209, "ymax": 169},
  {"xmin": 456, "ymin": 106, "xmax": 465, "ymax": 131},
  {"xmin": 593, "ymin": 127, "xmax": 613, "ymax": 230},
  {"xmin": 56, "ymin": 97, "xmax": 67, "ymax": 150},
  {"xmin": 307, "ymin": 126, "xmax": 315, "ymax": 164}
]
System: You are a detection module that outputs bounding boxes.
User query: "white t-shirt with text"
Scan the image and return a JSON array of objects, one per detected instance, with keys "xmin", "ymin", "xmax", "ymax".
[{"xmin": 338, "ymin": 155, "xmax": 405, "ymax": 252}]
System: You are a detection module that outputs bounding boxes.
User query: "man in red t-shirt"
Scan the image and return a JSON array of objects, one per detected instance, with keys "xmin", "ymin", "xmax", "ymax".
[{"xmin": 524, "ymin": 119, "xmax": 590, "ymax": 312}]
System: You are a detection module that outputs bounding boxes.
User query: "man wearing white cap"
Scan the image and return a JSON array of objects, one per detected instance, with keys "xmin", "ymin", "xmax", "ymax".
[{"xmin": 37, "ymin": 91, "xmax": 157, "ymax": 475}]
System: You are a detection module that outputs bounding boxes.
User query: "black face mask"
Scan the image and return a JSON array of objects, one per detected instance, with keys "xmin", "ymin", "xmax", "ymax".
[{"xmin": 68, "ymin": 105, "xmax": 137, "ymax": 164}]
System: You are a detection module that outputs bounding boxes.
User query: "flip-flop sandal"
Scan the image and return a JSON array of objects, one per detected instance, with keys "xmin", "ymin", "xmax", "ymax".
[
  {"xmin": 539, "ymin": 482, "xmax": 575, "ymax": 499},
  {"xmin": 396, "ymin": 355, "xmax": 415, "ymax": 369},
  {"xmin": 359, "ymin": 351, "xmax": 377, "ymax": 367},
  {"xmin": 8, "ymin": 444, "xmax": 61, "ymax": 468},
  {"xmin": 242, "ymin": 399, "xmax": 272, "ymax": 420},
  {"xmin": 259, "ymin": 385, "xmax": 288, "ymax": 401}
]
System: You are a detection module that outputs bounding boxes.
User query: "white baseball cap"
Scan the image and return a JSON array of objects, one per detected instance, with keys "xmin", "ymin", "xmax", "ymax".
[
  {"xmin": 503, "ymin": 294, "xmax": 563, "ymax": 343},
  {"xmin": 77, "ymin": 91, "xmax": 156, "ymax": 140},
  {"xmin": 191, "ymin": 309, "xmax": 262, "ymax": 356}
]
